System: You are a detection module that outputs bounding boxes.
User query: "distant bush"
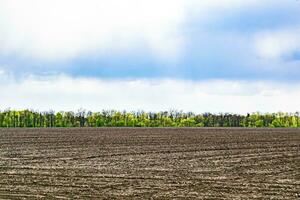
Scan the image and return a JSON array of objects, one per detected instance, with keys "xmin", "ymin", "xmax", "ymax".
[{"xmin": 0, "ymin": 110, "xmax": 299, "ymax": 128}]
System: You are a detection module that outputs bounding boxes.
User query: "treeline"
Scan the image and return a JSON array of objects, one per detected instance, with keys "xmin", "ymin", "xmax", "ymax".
[{"xmin": 0, "ymin": 109, "xmax": 300, "ymax": 128}]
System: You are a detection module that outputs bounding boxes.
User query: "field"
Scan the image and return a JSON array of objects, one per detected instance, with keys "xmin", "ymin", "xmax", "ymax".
[{"xmin": 0, "ymin": 128, "xmax": 299, "ymax": 199}]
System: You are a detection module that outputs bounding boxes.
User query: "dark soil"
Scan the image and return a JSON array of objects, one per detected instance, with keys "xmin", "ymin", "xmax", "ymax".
[{"xmin": 0, "ymin": 128, "xmax": 299, "ymax": 199}]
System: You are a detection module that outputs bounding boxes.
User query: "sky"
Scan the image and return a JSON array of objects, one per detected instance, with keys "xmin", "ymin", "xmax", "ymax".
[{"xmin": 0, "ymin": 0, "xmax": 300, "ymax": 113}]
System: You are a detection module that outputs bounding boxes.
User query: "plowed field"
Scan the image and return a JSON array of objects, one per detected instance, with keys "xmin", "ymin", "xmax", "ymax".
[{"xmin": 0, "ymin": 128, "xmax": 299, "ymax": 199}]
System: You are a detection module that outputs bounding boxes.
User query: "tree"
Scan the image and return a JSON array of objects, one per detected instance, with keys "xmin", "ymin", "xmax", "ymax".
[{"xmin": 0, "ymin": 110, "xmax": 299, "ymax": 128}]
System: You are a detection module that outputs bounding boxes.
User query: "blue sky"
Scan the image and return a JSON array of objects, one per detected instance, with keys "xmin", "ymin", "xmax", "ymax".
[{"xmin": 0, "ymin": 0, "xmax": 300, "ymax": 113}]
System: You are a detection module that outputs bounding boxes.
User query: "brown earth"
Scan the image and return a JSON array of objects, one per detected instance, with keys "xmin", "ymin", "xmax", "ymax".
[{"xmin": 0, "ymin": 128, "xmax": 299, "ymax": 199}]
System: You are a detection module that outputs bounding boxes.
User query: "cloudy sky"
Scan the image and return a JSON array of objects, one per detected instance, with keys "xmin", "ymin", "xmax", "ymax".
[{"xmin": 0, "ymin": 0, "xmax": 300, "ymax": 113}]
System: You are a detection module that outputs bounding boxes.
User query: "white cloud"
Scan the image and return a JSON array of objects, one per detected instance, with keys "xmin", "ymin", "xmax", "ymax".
[
  {"xmin": 0, "ymin": 75, "xmax": 299, "ymax": 114},
  {"xmin": 0, "ymin": 0, "xmax": 273, "ymax": 62},
  {"xmin": 254, "ymin": 28, "xmax": 300, "ymax": 60},
  {"xmin": 0, "ymin": 0, "xmax": 187, "ymax": 61}
]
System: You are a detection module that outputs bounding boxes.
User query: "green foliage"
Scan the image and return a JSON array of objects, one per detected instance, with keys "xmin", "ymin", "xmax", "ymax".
[
  {"xmin": 255, "ymin": 120, "xmax": 264, "ymax": 127},
  {"xmin": 0, "ymin": 109, "xmax": 299, "ymax": 128}
]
